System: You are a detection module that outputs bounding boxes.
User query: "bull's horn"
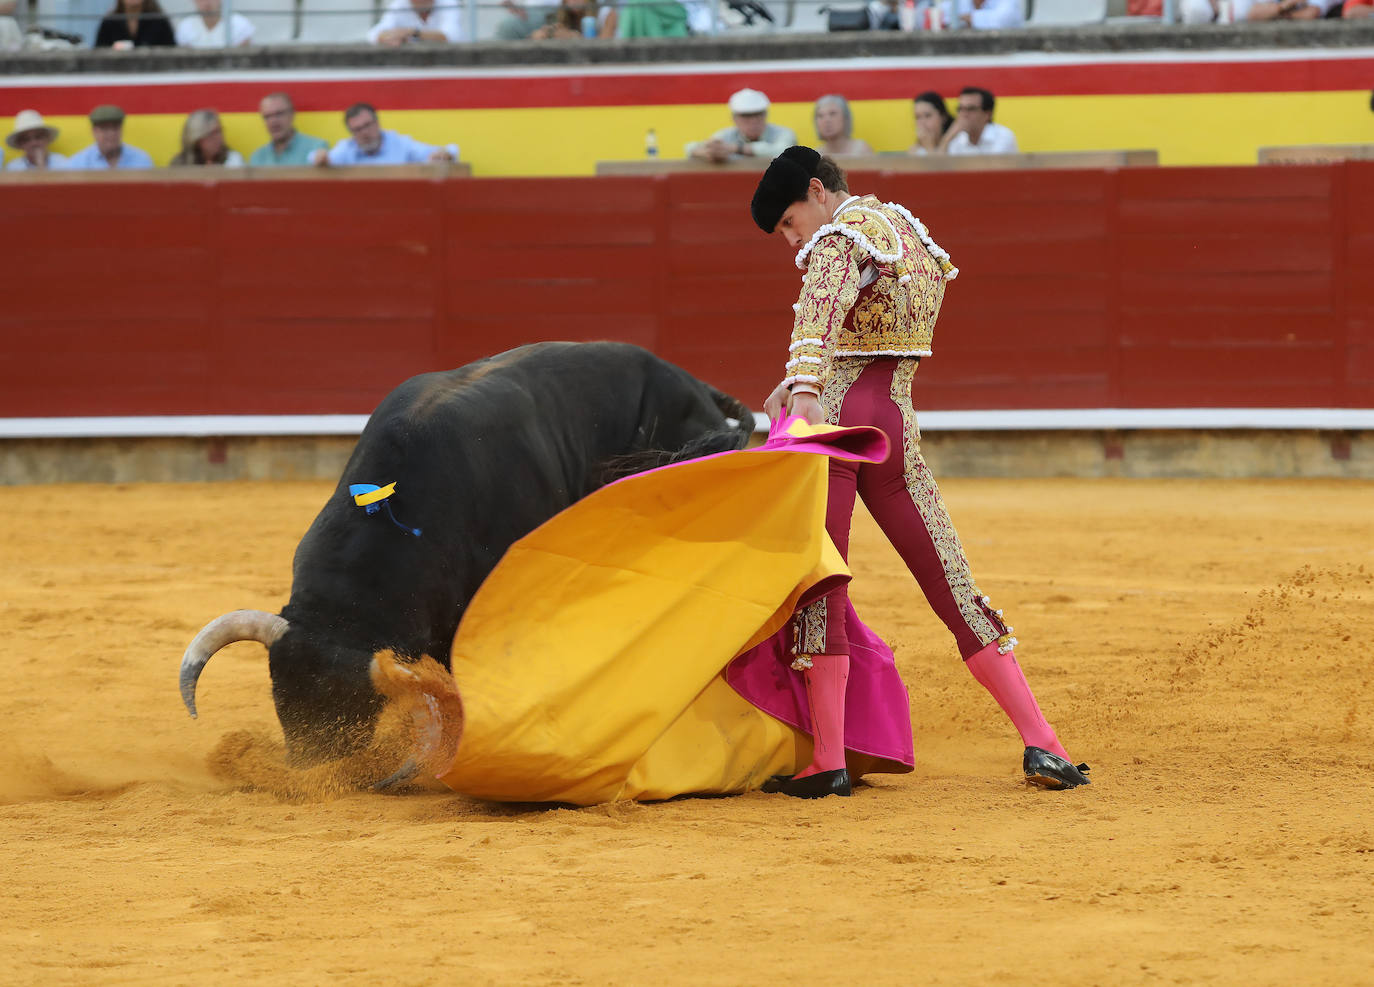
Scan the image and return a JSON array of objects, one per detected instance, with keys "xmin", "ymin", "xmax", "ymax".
[{"xmin": 180, "ymin": 610, "xmax": 289, "ymax": 718}]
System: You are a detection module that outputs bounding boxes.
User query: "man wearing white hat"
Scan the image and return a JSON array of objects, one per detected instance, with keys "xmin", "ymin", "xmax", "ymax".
[
  {"xmin": 686, "ymin": 88, "xmax": 797, "ymax": 164},
  {"xmin": 5, "ymin": 111, "xmax": 67, "ymax": 171}
]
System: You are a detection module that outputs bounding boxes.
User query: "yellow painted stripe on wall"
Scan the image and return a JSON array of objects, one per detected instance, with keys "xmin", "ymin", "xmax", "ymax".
[{"xmin": 11, "ymin": 90, "xmax": 1370, "ymax": 175}]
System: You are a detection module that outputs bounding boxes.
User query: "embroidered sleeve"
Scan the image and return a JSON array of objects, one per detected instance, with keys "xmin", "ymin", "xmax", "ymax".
[{"xmin": 784, "ymin": 234, "xmax": 860, "ymax": 395}]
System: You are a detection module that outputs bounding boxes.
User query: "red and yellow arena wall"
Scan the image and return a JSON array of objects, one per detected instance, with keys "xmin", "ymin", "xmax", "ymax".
[
  {"xmin": 2, "ymin": 50, "xmax": 1372, "ymax": 175},
  {"xmin": 1, "ymin": 160, "xmax": 1369, "ymax": 419}
]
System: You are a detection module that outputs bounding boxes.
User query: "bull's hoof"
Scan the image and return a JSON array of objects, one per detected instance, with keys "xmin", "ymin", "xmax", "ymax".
[{"xmin": 371, "ymin": 759, "xmax": 422, "ymax": 792}]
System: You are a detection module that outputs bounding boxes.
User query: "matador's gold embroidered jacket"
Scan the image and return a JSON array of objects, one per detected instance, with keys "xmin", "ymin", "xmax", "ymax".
[{"xmin": 783, "ymin": 194, "xmax": 958, "ymax": 396}]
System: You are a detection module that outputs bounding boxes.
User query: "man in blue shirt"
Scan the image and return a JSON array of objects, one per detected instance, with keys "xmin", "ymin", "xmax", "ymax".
[
  {"xmin": 249, "ymin": 92, "xmax": 330, "ymax": 167},
  {"xmin": 312, "ymin": 102, "xmax": 457, "ymax": 167},
  {"xmin": 65, "ymin": 105, "xmax": 155, "ymax": 171}
]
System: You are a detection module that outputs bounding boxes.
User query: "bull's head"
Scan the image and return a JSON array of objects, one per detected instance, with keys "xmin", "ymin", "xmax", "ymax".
[
  {"xmin": 180, "ymin": 611, "xmax": 461, "ymax": 790},
  {"xmin": 180, "ymin": 610, "xmax": 385, "ymax": 766}
]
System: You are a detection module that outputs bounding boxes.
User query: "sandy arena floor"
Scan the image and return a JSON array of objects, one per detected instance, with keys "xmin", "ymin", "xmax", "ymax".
[{"xmin": 2, "ymin": 477, "xmax": 1372, "ymax": 985}]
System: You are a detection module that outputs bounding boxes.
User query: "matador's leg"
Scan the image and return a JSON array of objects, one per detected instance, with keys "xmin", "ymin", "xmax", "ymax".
[
  {"xmin": 848, "ymin": 359, "xmax": 1089, "ymax": 789},
  {"xmin": 772, "ymin": 363, "xmax": 868, "ymax": 799}
]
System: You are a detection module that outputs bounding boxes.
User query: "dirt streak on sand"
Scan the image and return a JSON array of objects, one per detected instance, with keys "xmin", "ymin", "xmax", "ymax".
[{"xmin": 1, "ymin": 478, "xmax": 1372, "ymax": 985}]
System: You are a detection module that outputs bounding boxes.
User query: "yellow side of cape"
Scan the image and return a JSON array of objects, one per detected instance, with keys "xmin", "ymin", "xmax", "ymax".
[{"xmin": 435, "ymin": 448, "xmax": 846, "ymax": 804}]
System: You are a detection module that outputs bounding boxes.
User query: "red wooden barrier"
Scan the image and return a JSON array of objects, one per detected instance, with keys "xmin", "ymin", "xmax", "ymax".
[{"xmin": 1, "ymin": 162, "xmax": 1368, "ymax": 418}]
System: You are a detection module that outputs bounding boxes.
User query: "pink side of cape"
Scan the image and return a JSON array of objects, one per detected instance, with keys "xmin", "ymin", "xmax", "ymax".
[
  {"xmin": 671, "ymin": 416, "xmax": 915, "ymax": 771},
  {"xmin": 725, "ymin": 607, "xmax": 916, "ymax": 770}
]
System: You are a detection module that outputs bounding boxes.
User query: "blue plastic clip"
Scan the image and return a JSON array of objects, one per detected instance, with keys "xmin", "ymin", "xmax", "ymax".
[{"xmin": 348, "ymin": 482, "xmax": 422, "ymax": 537}]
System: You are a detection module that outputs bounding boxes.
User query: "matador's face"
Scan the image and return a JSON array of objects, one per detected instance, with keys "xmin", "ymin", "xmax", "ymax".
[{"xmin": 773, "ymin": 180, "xmax": 836, "ymax": 250}]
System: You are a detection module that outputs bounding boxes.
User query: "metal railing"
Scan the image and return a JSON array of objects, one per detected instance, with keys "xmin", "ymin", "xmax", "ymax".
[{"xmin": 12, "ymin": 0, "xmax": 1188, "ymax": 48}]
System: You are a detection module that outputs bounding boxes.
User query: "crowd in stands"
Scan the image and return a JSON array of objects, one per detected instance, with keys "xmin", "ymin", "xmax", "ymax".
[
  {"xmin": 0, "ymin": 85, "xmax": 1015, "ymax": 173},
  {"xmin": 6, "ymin": 77, "xmax": 1367, "ymax": 172},
  {"xmin": 1143, "ymin": 0, "xmax": 1357, "ymax": 19},
  {"xmin": 1, "ymin": 0, "xmax": 1365, "ymax": 50},
  {"xmin": 1, "ymin": 96, "xmax": 458, "ymax": 170},
  {"xmin": 683, "ymin": 86, "xmax": 1018, "ymax": 162},
  {"xmin": 368, "ymin": 0, "xmax": 464, "ymax": 44},
  {"xmin": 0, "ymin": 0, "xmax": 714, "ymax": 49}
]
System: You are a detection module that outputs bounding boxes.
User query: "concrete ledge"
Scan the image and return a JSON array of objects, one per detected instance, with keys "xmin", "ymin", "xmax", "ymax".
[
  {"xmin": 4, "ymin": 21, "xmax": 1372, "ymax": 75},
  {"xmin": 919, "ymin": 429, "xmax": 1373, "ymax": 478},
  {"xmin": 0, "ymin": 435, "xmax": 361, "ymax": 485},
  {"xmin": 4, "ymin": 429, "xmax": 1371, "ymax": 483},
  {"xmin": 7, "ymin": 408, "xmax": 1374, "ymax": 439}
]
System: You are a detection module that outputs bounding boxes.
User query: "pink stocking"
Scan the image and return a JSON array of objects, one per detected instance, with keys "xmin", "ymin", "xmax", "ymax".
[
  {"xmin": 965, "ymin": 642, "xmax": 1071, "ymax": 762},
  {"xmin": 795, "ymin": 653, "xmax": 850, "ymax": 780}
]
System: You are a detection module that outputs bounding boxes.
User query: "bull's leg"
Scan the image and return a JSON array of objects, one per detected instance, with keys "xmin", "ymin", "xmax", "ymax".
[{"xmin": 368, "ymin": 652, "xmax": 465, "ymax": 787}]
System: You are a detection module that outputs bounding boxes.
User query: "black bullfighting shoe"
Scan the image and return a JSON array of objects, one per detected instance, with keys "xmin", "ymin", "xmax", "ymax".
[
  {"xmin": 760, "ymin": 774, "xmax": 792, "ymax": 793},
  {"xmin": 778, "ymin": 768, "xmax": 852, "ymax": 799},
  {"xmin": 1023, "ymin": 747, "xmax": 1092, "ymax": 790}
]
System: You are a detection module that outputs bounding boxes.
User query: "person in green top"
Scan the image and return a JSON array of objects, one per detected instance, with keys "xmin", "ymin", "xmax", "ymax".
[{"xmin": 249, "ymin": 92, "xmax": 329, "ymax": 167}]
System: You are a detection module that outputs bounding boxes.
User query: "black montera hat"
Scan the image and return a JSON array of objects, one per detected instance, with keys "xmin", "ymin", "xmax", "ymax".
[{"xmin": 751, "ymin": 145, "xmax": 821, "ymax": 233}]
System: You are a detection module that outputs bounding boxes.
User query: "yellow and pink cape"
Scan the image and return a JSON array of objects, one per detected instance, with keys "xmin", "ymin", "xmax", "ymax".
[{"xmin": 378, "ymin": 418, "xmax": 915, "ymax": 804}]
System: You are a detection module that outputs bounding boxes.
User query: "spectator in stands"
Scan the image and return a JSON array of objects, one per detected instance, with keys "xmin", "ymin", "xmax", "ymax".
[
  {"xmin": 66, "ymin": 105, "xmax": 154, "ymax": 170},
  {"xmin": 686, "ymin": 89, "xmax": 798, "ymax": 164},
  {"xmin": 313, "ymin": 103, "xmax": 456, "ymax": 167},
  {"xmin": 1172, "ymin": 0, "xmax": 1213, "ymax": 21},
  {"xmin": 620, "ymin": 0, "xmax": 690, "ymax": 36},
  {"xmin": 5, "ymin": 111, "xmax": 68, "ymax": 171},
  {"xmin": 908, "ymin": 91, "xmax": 954, "ymax": 156},
  {"xmin": 1242, "ymin": 0, "xmax": 1325, "ymax": 16},
  {"xmin": 493, "ymin": 0, "xmax": 557, "ymax": 38},
  {"xmin": 249, "ymin": 93, "xmax": 329, "ymax": 167},
  {"xmin": 175, "ymin": 0, "xmax": 254, "ymax": 46},
  {"xmin": 94, "ymin": 0, "xmax": 176, "ymax": 47},
  {"xmin": 1345, "ymin": 0, "xmax": 1373, "ymax": 16},
  {"xmin": 529, "ymin": 0, "xmax": 618, "ymax": 37},
  {"xmin": 945, "ymin": 87, "xmax": 1018, "ymax": 155},
  {"xmin": 0, "ymin": 0, "xmax": 22, "ymax": 52},
  {"xmin": 813, "ymin": 95, "xmax": 873, "ymax": 157},
  {"xmin": 941, "ymin": 0, "xmax": 1023, "ymax": 28},
  {"xmin": 169, "ymin": 108, "xmax": 244, "ymax": 167},
  {"xmin": 368, "ymin": 0, "xmax": 463, "ymax": 44}
]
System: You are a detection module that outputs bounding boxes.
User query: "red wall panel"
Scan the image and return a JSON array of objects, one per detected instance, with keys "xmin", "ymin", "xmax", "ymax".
[{"xmin": 1, "ymin": 161, "xmax": 1370, "ymax": 419}]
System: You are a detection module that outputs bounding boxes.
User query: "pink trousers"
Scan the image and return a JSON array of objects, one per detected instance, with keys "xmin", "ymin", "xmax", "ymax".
[{"xmin": 792, "ymin": 357, "xmax": 1011, "ymax": 661}]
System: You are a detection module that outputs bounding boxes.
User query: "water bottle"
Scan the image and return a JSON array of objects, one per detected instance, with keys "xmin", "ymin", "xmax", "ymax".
[{"xmin": 645, "ymin": 128, "xmax": 659, "ymax": 158}]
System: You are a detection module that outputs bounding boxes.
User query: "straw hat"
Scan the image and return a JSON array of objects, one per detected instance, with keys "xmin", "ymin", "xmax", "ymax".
[{"xmin": 5, "ymin": 109, "xmax": 59, "ymax": 149}]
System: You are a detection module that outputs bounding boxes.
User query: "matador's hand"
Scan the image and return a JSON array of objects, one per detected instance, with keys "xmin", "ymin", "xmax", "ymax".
[
  {"xmin": 763, "ymin": 382, "xmax": 790, "ymax": 426},
  {"xmin": 788, "ymin": 392, "xmax": 824, "ymax": 426}
]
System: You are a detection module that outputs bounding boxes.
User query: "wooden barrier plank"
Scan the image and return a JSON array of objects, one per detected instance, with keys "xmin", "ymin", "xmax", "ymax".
[
  {"xmin": 0, "ymin": 164, "xmax": 1369, "ymax": 419},
  {"xmin": 1119, "ymin": 271, "xmax": 1334, "ymax": 310},
  {"xmin": 0, "ymin": 215, "xmax": 210, "ymax": 250},
  {"xmin": 444, "ymin": 277, "xmax": 656, "ymax": 317},
  {"xmin": 1116, "ymin": 198, "xmax": 1332, "ymax": 235},
  {"xmin": 220, "ymin": 282, "xmax": 437, "ymax": 321},
  {"xmin": 1116, "ymin": 233, "xmax": 1332, "ymax": 275},
  {"xmin": 1119, "ymin": 310, "xmax": 1336, "ymax": 345},
  {"xmin": 1118, "ymin": 165, "xmax": 1335, "ymax": 200},
  {"xmin": 446, "ymin": 244, "xmax": 657, "ymax": 281}
]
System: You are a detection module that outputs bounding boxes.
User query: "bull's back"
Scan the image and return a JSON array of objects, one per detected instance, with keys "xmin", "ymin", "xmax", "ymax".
[{"xmin": 288, "ymin": 342, "xmax": 741, "ymax": 659}]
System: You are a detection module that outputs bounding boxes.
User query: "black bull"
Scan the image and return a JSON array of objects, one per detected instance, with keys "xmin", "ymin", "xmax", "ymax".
[{"xmin": 180, "ymin": 341, "xmax": 753, "ymax": 767}]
